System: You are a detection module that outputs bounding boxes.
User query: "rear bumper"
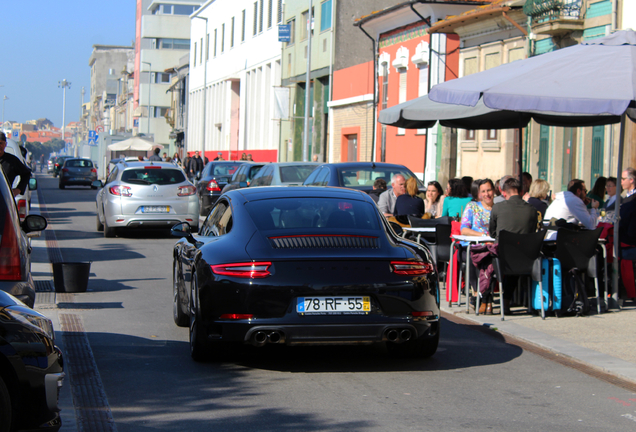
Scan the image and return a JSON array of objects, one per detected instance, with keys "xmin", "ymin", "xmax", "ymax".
[
  {"xmin": 210, "ymin": 316, "xmax": 439, "ymax": 346},
  {"xmin": 59, "ymin": 178, "xmax": 96, "ymax": 186},
  {"xmin": 104, "ymin": 215, "xmax": 199, "ymax": 230}
]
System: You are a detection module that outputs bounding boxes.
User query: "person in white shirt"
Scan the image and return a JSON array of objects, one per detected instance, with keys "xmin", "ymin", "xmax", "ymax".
[
  {"xmin": 621, "ymin": 167, "xmax": 636, "ymax": 201},
  {"xmin": 377, "ymin": 174, "xmax": 406, "ymax": 217},
  {"xmin": 544, "ymin": 179, "xmax": 599, "ymax": 230}
]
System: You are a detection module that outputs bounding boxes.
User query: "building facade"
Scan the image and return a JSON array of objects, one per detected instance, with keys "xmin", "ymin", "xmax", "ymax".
[
  {"xmin": 188, "ymin": 0, "xmax": 284, "ymax": 162},
  {"xmin": 281, "ymin": 0, "xmax": 335, "ymax": 162},
  {"xmin": 134, "ymin": 0, "xmax": 202, "ymax": 156}
]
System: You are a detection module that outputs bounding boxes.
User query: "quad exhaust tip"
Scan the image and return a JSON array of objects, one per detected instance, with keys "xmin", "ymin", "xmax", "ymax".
[
  {"xmin": 385, "ymin": 328, "xmax": 413, "ymax": 343},
  {"xmin": 251, "ymin": 330, "xmax": 285, "ymax": 346}
]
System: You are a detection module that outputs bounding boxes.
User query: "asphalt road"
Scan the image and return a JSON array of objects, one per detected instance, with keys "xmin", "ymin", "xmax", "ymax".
[{"xmin": 37, "ymin": 174, "xmax": 636, "ymax": 432}]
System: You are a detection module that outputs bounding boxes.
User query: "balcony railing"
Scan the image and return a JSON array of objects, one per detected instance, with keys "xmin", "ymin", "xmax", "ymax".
[{"xmin": 524, "ymin": 0, "xmax": 584, "ymax": 35}]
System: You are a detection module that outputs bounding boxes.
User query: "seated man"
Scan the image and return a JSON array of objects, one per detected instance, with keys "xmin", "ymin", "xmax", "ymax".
[
  {"xmin": 544, "ymin": 179, "xmax": 599, "ymax": 230},
  {"xmin": 367, "ymin": 178, "xmax": 387, "ymax": 204},
  {"xmin": 488, "ymin": 177, "xmax": 538, "ymax": 314},
  {"xmin": 377, "ymin": 174, "xmax": 406, "ymax": 217}
]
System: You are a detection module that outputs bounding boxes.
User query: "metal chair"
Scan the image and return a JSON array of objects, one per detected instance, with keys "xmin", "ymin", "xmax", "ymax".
[
  {"xmin": 492, "ymin": 230, "xmax": 546, "ymax": 320},
  {"xmin": 555, "ymin": 227, "xmax": 604, "ymax": 314}
]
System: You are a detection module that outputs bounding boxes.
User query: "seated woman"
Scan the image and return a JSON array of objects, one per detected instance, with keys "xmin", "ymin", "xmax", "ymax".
[
  {"xmin": 441, "ymin": 178, "xmax": 472, "ymax": 218},
  {"xmin": 424, "ymin": 181, "xmax": 445, "ymax": 218},
  {"xmin": 460, "ymin": 179, "xmax": 495, "ymax": 314},
  {"xmin": 394, "ymin": 177, "xmax": 424, "ymax": 222},
  {"xmin": 587, "ymin": 176, "xmax": 606, "ymax": 209},
  {"xmin": 527, "ymin": 179, "xmax": 550, "ymax": 221}
]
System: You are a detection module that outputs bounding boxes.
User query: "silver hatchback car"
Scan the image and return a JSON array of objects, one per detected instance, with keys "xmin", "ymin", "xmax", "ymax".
[{"xmin": 94, "ymin": 161, "xmax": 199, "ymax": 237}]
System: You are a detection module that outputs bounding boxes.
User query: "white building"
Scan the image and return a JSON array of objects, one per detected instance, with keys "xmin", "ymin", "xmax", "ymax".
[
  {"xmin": 188, "ymin": 0, "xmax": 284, "ymax": 162},
  {"xmin": 135, "ymin": 0, "xmax": 204, "ymax": 156}
]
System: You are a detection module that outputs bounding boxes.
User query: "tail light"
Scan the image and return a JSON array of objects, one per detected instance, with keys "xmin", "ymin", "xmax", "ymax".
[
  {"xmin": 206, "ymin": 180, "xmax": 221, "ymax": 192},
  {"xmin": 109, "ymin": 185, "xmax": 132, "ymax": 197},
  {"xmin": 220, "ymin": 314, "xmax": 254, "ymax": 320},
  {"xmin": 211, "ymin": 262, "xmax": 272, "ymax": 279},
  {"xmin": 0, "ymin": 210, "xmax": 22, "ymax": 280},
  {"xmin": 62, "ymin": 168, "xmax": 69, "ymax": 173},
  {"xmin": 17, "ymin": 199, "xmax": 27, "ymax": 220},
  {"xmin": 390, "ymin": 261, "xmax": 434, "ymax": 276},
  {"xmin": 178, "ymin": 185, "xmax": 196, "ymax": 196},
  {"xmin": 55, "ymin": 163, "xmax": 60, "ymax": 168},
  {"xmin": 91, "ymin": 168, "xmax": 97, "ymax": 173},
  {"xmin": 411, "ymin": 311, "xmax": 435, "ymax": 317}
]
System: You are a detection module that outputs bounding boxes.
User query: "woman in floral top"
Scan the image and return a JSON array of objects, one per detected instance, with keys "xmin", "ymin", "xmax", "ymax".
[{"xmin": 460, "ymin": 179, "xmax": 495, "ymax": 314}]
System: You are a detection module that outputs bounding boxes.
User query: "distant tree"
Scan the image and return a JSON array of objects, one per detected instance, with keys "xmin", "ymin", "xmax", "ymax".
[{"xmin": 25, "ymin": 138, "xmax": 65, "ymax": 160}]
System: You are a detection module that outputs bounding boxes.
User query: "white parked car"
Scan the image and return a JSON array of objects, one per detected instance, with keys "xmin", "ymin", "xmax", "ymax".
[
  {"xmin": 3, "ymin": 138, "xmax": 33, "ymax": 220},
  {"xmin": 93, "ymin": 160, "xmax": 199, "ymax": 237}
]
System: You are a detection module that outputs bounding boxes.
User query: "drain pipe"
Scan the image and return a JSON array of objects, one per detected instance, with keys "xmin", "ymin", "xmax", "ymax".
[{"xmin": 359, "ymin": 23, "xmax": 377, "ymax": 162}]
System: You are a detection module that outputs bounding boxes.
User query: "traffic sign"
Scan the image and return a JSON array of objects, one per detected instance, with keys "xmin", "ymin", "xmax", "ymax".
[
  {"xmin": 11, "ymin": 130, "xmax": 18, "ymax": 138},
  {"xmin": 278, "ymin": 25, "xmax": 291, "ymax": 42},
  {"xmin": 89, "ymin": 130, "xmax": 96, "ymax": 139},
  {"xmin": 88, "ymin": 139, "xmax": 97, "ymax": 146},
  {"xmin": 95, "ymin": 125, "xmax": 104, "ymax": 133}
]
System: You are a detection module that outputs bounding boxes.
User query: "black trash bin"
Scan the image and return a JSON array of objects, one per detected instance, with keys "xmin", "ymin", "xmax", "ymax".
[{"xmin": 52, "ymin": 262, "xmax": 91, "ymax": 293}]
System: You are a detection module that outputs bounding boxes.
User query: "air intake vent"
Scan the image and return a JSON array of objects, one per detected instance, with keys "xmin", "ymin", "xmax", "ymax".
[{"xmin": 269, "ymin": 235, "xmax": 379, "ymax": 249}]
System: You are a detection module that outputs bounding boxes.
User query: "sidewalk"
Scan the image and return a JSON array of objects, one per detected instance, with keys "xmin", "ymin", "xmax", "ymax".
[{"xmin": 441, "ymin": 288, "xmax": 636, "ymax": 386}]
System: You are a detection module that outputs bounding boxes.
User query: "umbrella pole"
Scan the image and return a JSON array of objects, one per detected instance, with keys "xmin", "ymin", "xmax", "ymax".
[
  {"xmin": 518, "ymin": 126, "xmax": 523, "ymax": 185},
  {"xmin": 610, "ymin": 113, "xmax": 627, "ymax": 311}
]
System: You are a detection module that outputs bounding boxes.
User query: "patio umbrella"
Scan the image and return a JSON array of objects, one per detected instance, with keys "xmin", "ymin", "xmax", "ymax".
[
  {"xmin": 428, "ymin": 29, "xmax": 636, "ymax": 309},
  {"xmin": 107, "ymin": 136, "xmax": 163, "ymax": 151}
]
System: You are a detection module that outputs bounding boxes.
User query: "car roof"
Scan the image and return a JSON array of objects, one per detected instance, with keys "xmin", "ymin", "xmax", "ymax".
[
  {"xmin": 234, "ymin": 186, "xmax": 371, "ymax": 202},
  {"xmin": 118, "ymin": 161, "xmax": 182, "ymax": 169},
  {"xmin": 319, "ymin": 162, "xmax": 413, "ymax": 170},
  {"xmin": 264, "ymin": 162, "xmax": 320, "ymax": 167}
]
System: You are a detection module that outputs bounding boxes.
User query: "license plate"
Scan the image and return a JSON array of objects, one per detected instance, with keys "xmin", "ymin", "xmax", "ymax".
[
  {"xmin": 142, "ymin": 206, "xmax": 169, "ymax": 213},
  {"xmin": 297, "ymin": 296, "xmax": 370, "ymax": 315}
]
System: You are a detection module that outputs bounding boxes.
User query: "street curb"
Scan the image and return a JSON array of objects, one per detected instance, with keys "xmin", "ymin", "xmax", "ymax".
[{"xmin": 440, "ymin": 302, "xmax": 636, "ymax": 388}]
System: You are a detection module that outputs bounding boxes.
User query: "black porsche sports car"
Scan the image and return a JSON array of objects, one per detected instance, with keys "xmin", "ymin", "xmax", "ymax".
[{"xmin": 172, "ymin": 186, "xmax": 440, "ymax": 361}]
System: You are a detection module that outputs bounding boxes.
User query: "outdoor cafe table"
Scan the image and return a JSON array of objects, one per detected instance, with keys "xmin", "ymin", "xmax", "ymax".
[{"xmin": 448, "ymin": 235, "xmax": 496, "ymax": 312}]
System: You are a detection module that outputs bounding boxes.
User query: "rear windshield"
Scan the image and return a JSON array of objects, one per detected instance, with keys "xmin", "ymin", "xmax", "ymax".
[
  {"xmin": 66, "ymin": 159, "xmax": 93, "ymax": 168},
  {"xmin": 213, "ymin": 164, "xmax": 241, "ymax": 176},
  {"xmin": 245, "ymin": 198, "xmax": 380, "ymax": 232},
  {"xmin": 280, "ymin": 165, "xmax": 317, "ymax": 183},
  {"xmin": 338, "ymin": 168, "xmax": 423, "ymax": 189},
  {"xmin": 121, "ymin": 168, "xmax": 186, "ymax": 185}
]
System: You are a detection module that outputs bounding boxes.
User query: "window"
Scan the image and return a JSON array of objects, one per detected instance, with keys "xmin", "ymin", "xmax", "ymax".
[
  {"xmin": 320, "ymin": 0, "xmax": 332, "ymax": 32},
  {"xmin": 206, "ymin": 33, "xmax": 209, "ymax": 60},
  {"xmin": 253, "ymin": 2, "xmax": 258, "ymax": 36},
  {"xmin": 214, "ymin": 29, "xmax": 217, "ymax": 56},
  {"xmin": 486, "ymin": 129, "xmax": 498, "ymax": 140},
  {"xmin": 121, "ymin": 167, "xmax": 185, "ymax": 184},
  {"xmin": 277, "ymin": 0, "xmax": 283, "ymax": 24},
  {"xmin": 241, "ymin": 10, "xmax": 246, "ymax": 42},
  {"xmin": 268, "ymin": 0, "xmax": 273, "ymax": 29},
  {"xmin": 193, "ymin": 42, "xmax": 197, "ymax": 66},
  {"xmin": 161, "ymin": 4, "xmax": 173, "ymax": 14},
  {"xmin": 155, "ymin": 72, "xmax": 171, "ymax": 84},
  {"xmin": 381, "ymin": 63, "xmax": 388, "ymax": 110},
  {"xmin": 221, "ymin": 23, "xmax": 225, "ymax": 53},
  {"xmin": 155, "ymin": 38, "xmax": 190, "ymax": 50},
  {"xmin": 153, "ymin": 107, "xmax": 169, "ymax": 117},
  {"xmin": 200, "ymin": 38, "xmax": 203, "ymax": 64},
  {"xmin": 465, "ymin": 130, "xmax": 475, "ymax": 140},
  {"xmin": 258, "ymin": 0, "xmax": 265, "ymax": 33},
  {"xmin": 174, "ymin": 5, "xmax": 196, "ymax": 15},
  {"xmin": 300, "ymin": 10, "xmax": 309, "ymax": 40},
  {"xmin": 286, "ymin": 18, "xmax": 295, "ymax": 46},
  {"xmin": 397, "ymin": 69, "xmax": 407, "ymax": 135},
  {"xmin": 231, "ymin": 17, "xmax": 235, "ymax": 48}
]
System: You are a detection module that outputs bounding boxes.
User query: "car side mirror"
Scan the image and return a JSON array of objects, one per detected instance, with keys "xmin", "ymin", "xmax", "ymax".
[
  {"xmin": 28, "ymin": 178, "xmax": 37, "ymax": 191},
  {"xmin": 171, "ymin": 222, "xmax": 199, "ymax": 245},
  {"xmin": 239, "ymin": 181, "xmax": 247, "ymax": 188},
  {"xmin": 21, "ymin": 214, "xmax": 47, "ymax": 234},
  {"xmin": 92, "ymin": 180, "xmax": 103, "ymax": 189}
]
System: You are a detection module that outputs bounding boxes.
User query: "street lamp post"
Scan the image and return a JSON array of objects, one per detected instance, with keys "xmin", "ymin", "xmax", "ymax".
[
  {"xmin": 302, "ymin": 0, "xmax": 313, "ymax": 162},
  {"xmin": 193, "ymin": 15, "xmax": 208, "ymax": 157},
  {"xmin": 141, "ymin": 61, "xmax": 152, "ymax": 136},
  {"xmin": 2, "ymin": 96, "xmax": 8, "ymax": 130},
  {"xmin": 58, "ymin": 79, "xmax": 71, "ymax": 154}
]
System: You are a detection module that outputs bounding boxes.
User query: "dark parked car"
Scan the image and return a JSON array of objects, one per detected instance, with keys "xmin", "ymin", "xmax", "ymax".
[
  {"xmin": 171, "ymin": 187, "xmax": 440, "ymax": 361},
  {"xmin": 220, "ymin": 162, "xmax": 266, "ymax": 194},
  {"xmin": 196, "ymin": 161, "xmax": 248, "ymax": 216},
  {"xmin": 52, "ymin": 156, "xmax": 74, "ymax": 178},
  {"xmin": 0, "ymin": 166, "xmax": 47, "ymax": 308},
  {"xmin": 249, "ymin": 162, "xmax": 319, "ymax": 187},
  {"xmin": 303, "ymin": 162, "xmax": 424, "ymax": 194},
  {"xmin": 58, "ymin": 158, "xmax": 98, "ymax": 189},
  {"xmin": 0, "ymin": 291, "xmax": 65, "ymax": 431}
]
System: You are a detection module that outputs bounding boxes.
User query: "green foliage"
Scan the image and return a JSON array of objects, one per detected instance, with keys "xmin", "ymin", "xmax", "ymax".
[{"xmin": 25, "ymin": 138, "xmax": 66, "ymax": 160}]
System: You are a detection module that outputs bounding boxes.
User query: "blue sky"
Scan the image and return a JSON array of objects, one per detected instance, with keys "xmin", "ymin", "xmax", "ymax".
[{"xmin": 1, "ymin": 0, "xmax": 136, "ymax": 128}]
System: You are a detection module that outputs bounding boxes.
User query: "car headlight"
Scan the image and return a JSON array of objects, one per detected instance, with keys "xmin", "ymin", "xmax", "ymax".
[{"xmin": 1, "ymin": 306, "xmax": 55, "ymax": 342}]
